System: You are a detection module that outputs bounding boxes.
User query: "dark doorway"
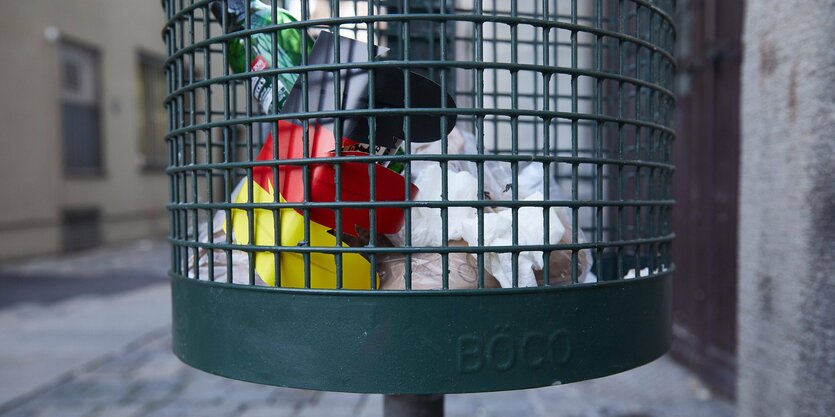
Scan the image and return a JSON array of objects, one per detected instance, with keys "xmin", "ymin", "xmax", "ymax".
[{"xmin": 671, "ymin": 0, "xmax": 744, "ymax": 399}]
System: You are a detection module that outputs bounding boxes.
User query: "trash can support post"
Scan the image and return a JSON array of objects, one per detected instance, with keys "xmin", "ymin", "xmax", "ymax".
[{"xmin": 384, "ymin": 394, "xmax": 444, "ymax": 417}]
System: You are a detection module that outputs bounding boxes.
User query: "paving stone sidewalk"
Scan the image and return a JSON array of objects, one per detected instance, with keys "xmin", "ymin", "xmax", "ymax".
[
  {"xmin": 0, "ymin": 239, "xmax": 169, "ymax": 280},
  {"xmin": 0, "ymin": 239, "xmax": 734, "ymax": 417},
  {"xmin": 0, "ymin": 328, "xmax": 733, "ymax": 417}
]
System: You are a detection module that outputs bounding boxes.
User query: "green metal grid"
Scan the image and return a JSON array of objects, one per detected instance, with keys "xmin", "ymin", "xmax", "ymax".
[{"xmin": 162, "ymin": 0, "xmax": 676, "ymax": 394}]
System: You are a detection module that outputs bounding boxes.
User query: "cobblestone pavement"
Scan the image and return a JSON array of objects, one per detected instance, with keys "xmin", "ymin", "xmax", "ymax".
[
  {"xmin": 0, "ymin": 239, "xmax": 169, "ymax": 280},
  {"xmin": 0, "ymin": 240, "xmax": 171, "ymax": 405},
  {"xmin": 0, "ymin": 240, "xmax": 734, "ymax": 417},
  {"xmin": 0, "ymin": 239, "xmax": 169, "ymax": 308},
  {"xmin": 0, "ymin": 328, "xmax": 733, "ymax": 417}
]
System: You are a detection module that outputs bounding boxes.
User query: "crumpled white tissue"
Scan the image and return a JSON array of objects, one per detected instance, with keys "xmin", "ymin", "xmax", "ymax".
[
  {"xmin": 461, "ymin": 192, "xmax": 566, "ymax": 288},
  {"xmin": 398, "ymin": 162, "xmax": 569, "ymax": 288},
  {"xmin": 411, "ymin": 129, "xmax": 514, "ymax": 201},
  {"xmin": 398, "ymin": 164, "xmax": 478, "ymax": 247},
  {"xmin": 392, "ymin": 127, "xmax": 595, "ymax": 287}
]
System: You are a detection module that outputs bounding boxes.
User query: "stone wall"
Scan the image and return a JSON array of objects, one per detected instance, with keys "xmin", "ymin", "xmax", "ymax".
[{"xmin": 738, "ymin": 0, "xmax": 835, "ymax": 415}]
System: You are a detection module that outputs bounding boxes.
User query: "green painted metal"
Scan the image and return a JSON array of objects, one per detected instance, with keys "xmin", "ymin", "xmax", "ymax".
[
  {"xmin": 163, "ymin": 0, "xmax": 676, "ymax": 395},
  {"xmin": 171, "ymin": 268, "xmax": 672, "ymax": 394}
]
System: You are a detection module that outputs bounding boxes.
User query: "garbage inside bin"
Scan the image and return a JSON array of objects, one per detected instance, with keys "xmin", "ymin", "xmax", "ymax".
[
  {"xmin": 244, "ymin": 120, "xmax": 418, "ymax": 236},
  {"xmin": 187, "ymin": 209, "xmax": 263, "ymax": 285},
  {"xmin": 209, "ymin": 0, "xmax": 314, "ymax": 113},
  {"xmin": 190, "ymin": 30, "xmax": 460, "ymax": 288},
  {"xmin": 188, "ymin": 179, "xmax": 376, "ymax": 289},
  {"xmin": 282, "ymin": 31, "xmax": 458, "ymax": 149},
  {"xmin": 383, "ymin": 128, "xmax": 594, "ymax": 288},
  {"xmin": 188, "ymin": 27, "xmax": 590, "ymax": 289},
  {"xmin": 229, "ymin": 187, "xmax": 377, "ymax": 289},
  {"xmin": 378, "ymin": 240, "xmax": 502, "ymax": 290}
]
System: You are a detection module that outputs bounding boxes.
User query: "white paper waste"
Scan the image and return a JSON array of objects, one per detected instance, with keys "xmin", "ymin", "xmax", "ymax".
[
  {"xmin": 393, "ymin": 161, "xmax": 593, "ymax": 287},
  {"xmin": 395, "ymin": 127, "xmax": 596, "ymax": 288},
  {"xmin": 624, "ymin": 267, "xmax": 649, "ymax": 279},
  {"xmin": 377, "ymin": 240, "xmax": 502, "ymax": 290},
  {"xmin": 187, "ymin": 209, "xmax": 268, "ymax": 286},
  {"xmin": 402, "ymin": 163, "xmax": 478, "ymax": 246},
  {"xmin": 411, "ymin": 128, "xmax": 514, "ymax": 201},
  {"xmin": 186, "ymin": 125, "xmax": 595, "ymax": 288},
  {"xmin": 460, "ymin": 192, "xmax": 566, "ymax": 287}
]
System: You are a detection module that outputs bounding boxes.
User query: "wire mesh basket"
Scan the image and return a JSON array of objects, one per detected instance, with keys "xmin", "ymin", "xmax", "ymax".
[{"xmin": 163, "ymin": 0, "xmax": 676, "ymax": 394}]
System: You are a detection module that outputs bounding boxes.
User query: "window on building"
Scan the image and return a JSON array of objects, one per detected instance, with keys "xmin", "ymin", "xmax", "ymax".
[
  {"xmin": 137, "ymin": 53, "xmax": 169, "ymax": 170},
  {"xmin": 60, "ymin": 41, "xmax": 102, "ymax": 174},
  {"xmin": 61, "ymin": 207, "xmax": 101, "ymax": 252}
]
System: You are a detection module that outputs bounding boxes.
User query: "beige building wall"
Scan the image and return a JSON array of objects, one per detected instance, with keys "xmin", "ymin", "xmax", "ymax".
[{"xmin": 0, "ymin": 0, "xmax": 168, "ymax": 260}]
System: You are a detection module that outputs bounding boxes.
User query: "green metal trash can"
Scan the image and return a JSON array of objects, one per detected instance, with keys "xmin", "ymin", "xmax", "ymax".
[{"xmin": 163, "ymin": 0, "xmax": 675, "ymax": 401}]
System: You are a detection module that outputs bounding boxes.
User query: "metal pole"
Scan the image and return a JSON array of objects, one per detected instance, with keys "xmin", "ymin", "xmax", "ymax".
[{"xmin": 383, "ymin": 394, "xmax": 444, "ymax": 417}]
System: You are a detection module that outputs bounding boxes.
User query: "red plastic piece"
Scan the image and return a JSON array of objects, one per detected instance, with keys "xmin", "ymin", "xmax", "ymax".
[{"xmin": 254, "ymin": 120, "xmax": 418, "ymax": 237}]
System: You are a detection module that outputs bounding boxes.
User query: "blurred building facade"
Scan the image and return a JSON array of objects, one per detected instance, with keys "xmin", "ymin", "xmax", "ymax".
[
  {"xmin": 0, "ymin": 0, "xmax": 380, "ymax": 262},
  {"xmin": 0, "ymin": 0, "xmax": 169, "ymax": 260}
]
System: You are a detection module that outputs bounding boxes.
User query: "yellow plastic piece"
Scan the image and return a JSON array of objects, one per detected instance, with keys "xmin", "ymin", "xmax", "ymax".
[{"xmin": 229, "ymin": 181, "xmax": 378, "ymax": 289}]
